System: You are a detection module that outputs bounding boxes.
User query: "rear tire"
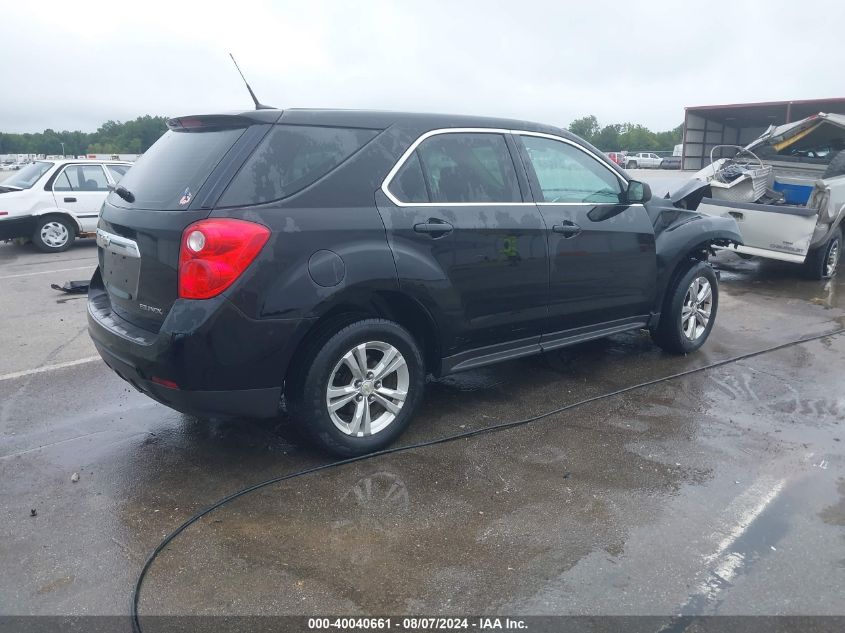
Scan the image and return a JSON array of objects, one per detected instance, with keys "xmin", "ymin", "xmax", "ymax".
[
  {"xmin": 32, "ymin": 215, "xmax": 75, "ymax": 253},
  {"xmin": 803, "ymin": 228, "xmax": 841, "ymax": 280},
  {"xmin": 822, "ymin": 150, "xmax": 845, "ymax": 179},
  {"xmin": 627, "ymin": 161, "xmax": 638, "ymax": 169},
  {"xmin": 651, "ymin": 261, "xmax": 719, "ymax": 354},
  {"xmin": 286, "ymin": 318, "xmax": 425, "ymax": 456}
]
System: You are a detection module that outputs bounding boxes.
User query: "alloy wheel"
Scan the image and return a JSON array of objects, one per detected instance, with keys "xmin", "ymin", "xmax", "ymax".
[
  {"xmin": 681, "ymin": 276, "xmax": 712, "ymax": 341},
  {"xmin": 326, "ymin": 341, "xmax": 409, "ymax": 437},
  {"xmin": 825, "ymin": 239, "xmax": 840, "ymax": 278}
]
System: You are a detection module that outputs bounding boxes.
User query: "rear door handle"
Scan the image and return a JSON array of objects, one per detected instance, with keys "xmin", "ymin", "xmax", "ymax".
[
  {"xmin": 64, "ymin": 197, "xmax": 77, "ymax": 203},
  {"xmin": 414, "ymin": 221, "xmax": 454, "ymax": 236},
  {"xmin": 552, "ymin": 222, "xmax": 581, "ymax": 238}
]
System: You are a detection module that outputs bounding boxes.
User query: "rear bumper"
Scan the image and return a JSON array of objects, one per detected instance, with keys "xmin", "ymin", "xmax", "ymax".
[
  {"xmin": 91, "ymin": 338, "xmax": 282, "ymax": 418},
  {"xmin": 0, "ymin": 215, "xmax": 36, "ymax": 241},
  {"xmin": 87, "ymin": 268, "xmax": 314, "ymax": 419}
]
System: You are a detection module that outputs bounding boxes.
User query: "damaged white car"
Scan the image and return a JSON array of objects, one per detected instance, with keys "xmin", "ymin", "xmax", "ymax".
[
  {"xmin": 670, "ymin": 113, "xmax": 844, "ymax": 279},
  {"xmin": 0, "ymin": 159, "xmax": 132, "ymax": 252}
]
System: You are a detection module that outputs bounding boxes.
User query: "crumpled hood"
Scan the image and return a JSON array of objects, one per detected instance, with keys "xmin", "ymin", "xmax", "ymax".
[{"xmin": 749, "ymin": 112, "xmax": 845, "ymax": 151}]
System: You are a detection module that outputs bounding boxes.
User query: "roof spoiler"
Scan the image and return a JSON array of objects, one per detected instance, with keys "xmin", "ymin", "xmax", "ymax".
[{"xmin": 166, "ymin": 111, "xmax": 282, "ymax": 131}]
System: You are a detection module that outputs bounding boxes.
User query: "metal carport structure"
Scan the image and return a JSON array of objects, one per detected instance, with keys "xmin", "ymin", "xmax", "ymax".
[{"xmin": 682, "ymin": 97, "xmax": 845, "ymax": 170}]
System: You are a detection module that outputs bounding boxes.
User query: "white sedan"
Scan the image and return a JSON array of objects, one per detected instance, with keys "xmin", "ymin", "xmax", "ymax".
[{"xmin": 0, "ymin": 159, "xmax": 132, "ymax": 252}]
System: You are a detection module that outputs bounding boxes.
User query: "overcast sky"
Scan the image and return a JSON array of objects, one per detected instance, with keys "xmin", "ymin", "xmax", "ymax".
[{"xmin": 1, "ymin": 0, "xmax": 842, "ymax": 134}]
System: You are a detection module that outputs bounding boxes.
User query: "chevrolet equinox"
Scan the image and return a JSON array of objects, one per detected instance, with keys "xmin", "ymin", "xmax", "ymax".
[{"xmin": 88, "ymin": 109, "xmax": 741, "ymax": 455}]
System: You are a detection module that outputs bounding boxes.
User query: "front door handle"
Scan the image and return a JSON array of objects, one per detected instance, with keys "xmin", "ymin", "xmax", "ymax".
[
  {"xmin": 414, "ymin": 221, "xmax": 454, "ymax": 237},
  {"xmin": 64, "ymin": 197, "xmax": 77, "ymax": 203},
  {"xmin": 552, "ymin": 222, "xmax": 581, "ymax": 238}
]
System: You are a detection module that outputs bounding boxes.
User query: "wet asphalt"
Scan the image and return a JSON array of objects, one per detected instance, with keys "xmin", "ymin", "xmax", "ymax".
[{"xmin": 1, "ymin": 174, "xmax": 844, "ymax": 622}]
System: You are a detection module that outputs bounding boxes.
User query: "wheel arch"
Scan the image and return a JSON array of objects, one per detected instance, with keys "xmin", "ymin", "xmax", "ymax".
[
  {"xmin": 657, "ymin": 241, "xmax": 712, "ymax": 313},
  {"xmin": 31, "ymin": 208, "xmax": 83, "ymax": 233},
  {"xmin": 285, "ymin": 290, "xmax": 442, "ymax": 392},
  {"xmin": 654, "ymin": 233, "xmax": 736, "ymax": 314}
]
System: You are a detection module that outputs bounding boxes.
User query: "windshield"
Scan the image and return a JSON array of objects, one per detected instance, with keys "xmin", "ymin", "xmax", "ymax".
[
  {"xmin": 110, "ymin": 128, "xmax": 246, "ymax": 210},
  {"xmin": 4, "ymin": 161, "xmax": 53, "ymax": 189}
]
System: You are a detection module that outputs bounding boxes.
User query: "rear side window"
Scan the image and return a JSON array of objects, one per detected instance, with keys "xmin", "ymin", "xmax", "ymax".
[
  {"xmin": 415, "ymin": 133, "xmax": 521, "ymax": 203},
  {"xmin": 219, "ymin": 125, "xmax": 379, "ymax": 207},
  {"xmin": 110, "ymin": 128, "xmax": 246, "ymax": 210},
  {"xmin": 106, "ymin": 164, "xmax": 130, "ymax": 181},
  {"xmin": 388, "ymin": 152, "xmax": 429, "ymax": 203}
]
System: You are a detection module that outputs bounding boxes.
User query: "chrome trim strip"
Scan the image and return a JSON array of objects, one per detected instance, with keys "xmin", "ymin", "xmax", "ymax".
[
  {"xmin": 96, "ymin": 228, "xmax": 141, "ymax": 258},
  {"xmin": 536, "ymin": 202, "xmax": 644, "ymax": 207},
  {"xmin": 380, "ymin": 127, "xmax": 630, "ymax": 208}
]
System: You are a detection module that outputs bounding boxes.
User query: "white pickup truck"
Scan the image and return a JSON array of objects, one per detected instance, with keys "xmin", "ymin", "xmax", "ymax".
[
  {"xmin": 671, "ymin": 113, "xmax": 845, "ymax": 279},
  {"xmin": 0, "ymin": 159, "xmax": 132, "ymax": 252},
  {"xmin": 625, "ymin": 152, "xmax": 663, "ymax": 169}
]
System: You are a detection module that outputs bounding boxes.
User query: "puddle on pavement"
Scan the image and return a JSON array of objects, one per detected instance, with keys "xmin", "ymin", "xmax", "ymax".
[
  {"xmin": 127, "ymin": 337, "xmax": 845, "ymax": 615},
  {"xmin": 5, "ymin": 252, "xmax": 845, "ymax": 616}
]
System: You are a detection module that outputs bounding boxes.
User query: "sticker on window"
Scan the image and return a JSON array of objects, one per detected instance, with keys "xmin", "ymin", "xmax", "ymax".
[{"xmin": 179, "ymin": 188, "xmax": 192, "ymax": 206}]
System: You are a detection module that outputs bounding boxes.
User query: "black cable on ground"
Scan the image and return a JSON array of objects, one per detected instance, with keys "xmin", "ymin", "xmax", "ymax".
[{"xmin": 132, "ymin": 327, "xmax": 845, "ymax": 632}]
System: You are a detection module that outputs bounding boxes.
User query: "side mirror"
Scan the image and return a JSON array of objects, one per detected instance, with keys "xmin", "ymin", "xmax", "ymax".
[{"xmin": 626, "ymin": 180, "xmax": 652, "ymax": 203}]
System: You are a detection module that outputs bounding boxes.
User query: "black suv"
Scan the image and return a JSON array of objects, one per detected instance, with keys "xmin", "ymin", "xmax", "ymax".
[{"xmin": 88, "ymin": 109, "xmax": 741, "ymax": 455}]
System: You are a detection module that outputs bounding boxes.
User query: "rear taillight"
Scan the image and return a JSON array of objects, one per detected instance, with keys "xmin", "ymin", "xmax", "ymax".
[{"xmin": 178, "ymin": 218, "xmax": 270, "ymax": 300}]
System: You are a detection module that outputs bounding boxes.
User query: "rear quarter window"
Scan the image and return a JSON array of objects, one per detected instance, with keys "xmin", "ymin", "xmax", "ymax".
[{"xmin": 218, "ymin": 125, "xmax": 379, "ymax": 207}]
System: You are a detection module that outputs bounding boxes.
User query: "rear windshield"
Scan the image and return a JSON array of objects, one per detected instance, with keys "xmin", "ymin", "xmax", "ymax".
[
  {"xmin": 109, "ymin": 128, "xmax": 245, "ymax": 210},
  {"xmin": 218, "ymin": 125, "xmax": 379, "ymax": 207},
  {"xmin": 4, "ymin": 161, "xmax": 53, "ymax": 189}
]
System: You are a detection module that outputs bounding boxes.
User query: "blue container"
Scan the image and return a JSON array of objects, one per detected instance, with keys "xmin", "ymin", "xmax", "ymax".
[{"xmin": 773, "ymin": 180, "xmax": 813, "ymax": 205}]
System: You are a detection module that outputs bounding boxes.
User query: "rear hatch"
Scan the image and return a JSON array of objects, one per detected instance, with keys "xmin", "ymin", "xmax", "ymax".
[{"xmin": 97, "ymin": 113, "xmax": 276, "ymax": 332}]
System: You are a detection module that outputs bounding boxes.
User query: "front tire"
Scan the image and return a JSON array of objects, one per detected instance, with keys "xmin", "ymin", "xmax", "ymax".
[
  {"xmin": 286, "ymin": 318, "xmax": 425, "ymax": 456},
  {"xmin": 651, "ymin": 261, "xmax": 719, "ymax": 354},
  {"xmin": 803, "ymin": 228, "xmax": 841, "ymax": 280},
  {"xmin": 32, "ymin": 215, "xmax": 75, "ymax": 253}
]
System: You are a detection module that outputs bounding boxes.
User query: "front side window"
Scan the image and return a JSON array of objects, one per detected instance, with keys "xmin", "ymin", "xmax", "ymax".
[
  {"xmin": 219, "ymin": 125, "xmax": 379, "ymax": 206},
  {"xmin": 521, "ymin": 136, "xmax": 623, "ymax": 204},
  {"xmin": 53, "ymin": 165, "xmax": 110, "ymax": 192},
  {"xmin": 415, "ymin": 133, "xmax": 521, "ymax": 203}
]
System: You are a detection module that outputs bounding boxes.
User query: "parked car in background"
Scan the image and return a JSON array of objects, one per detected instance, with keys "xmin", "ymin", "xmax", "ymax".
[
  {"xmin": 0, "ymin": 159, "xmax": 132, "ymax": 251},
  {"xmin": 626, "ymin": 152, "xmax": 663, "ymax": 169},
  {"xmin": 88, "ymin": 108, "xmax": 741, "ymax": 456},
  {"xmin": 660, "ymin": 155, "xmax": 682, "ymax": 169},
  {"xmin": 606, "ymin": 151, "xmax": 626, "ymax": 167}
]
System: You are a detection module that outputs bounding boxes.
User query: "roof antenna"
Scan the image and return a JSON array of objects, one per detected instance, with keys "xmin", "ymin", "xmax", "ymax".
[{"xmin": 229, "ymin": 53, "xmax": 273, "ymax": 110}]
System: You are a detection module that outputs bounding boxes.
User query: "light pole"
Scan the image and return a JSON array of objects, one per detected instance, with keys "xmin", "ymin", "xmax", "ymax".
[{"xmin": 60, "ymin": 142, "xmax": 65, "ymax": 157}]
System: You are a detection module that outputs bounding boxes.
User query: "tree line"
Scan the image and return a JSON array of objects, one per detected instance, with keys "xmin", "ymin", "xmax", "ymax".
[
  {"xmin": 568, "ymin": 115, "xmax": 682, "ymax": 152},
  {"xmin": 0, "ymin": 113, "xmax": 682, "ymax": 156},
  {"xmin": 0, "ymin": 115, "xmax": 169, "ymax": 156}
]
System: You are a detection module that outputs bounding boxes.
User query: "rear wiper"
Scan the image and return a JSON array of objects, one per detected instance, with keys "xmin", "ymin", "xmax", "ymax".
[{"xmin": 109, "ymin": 183, "xmax": 135, "ymax": 203}]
